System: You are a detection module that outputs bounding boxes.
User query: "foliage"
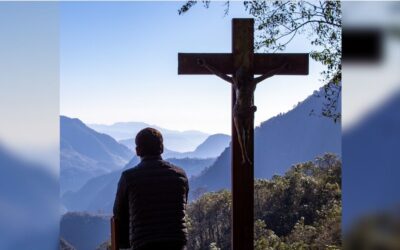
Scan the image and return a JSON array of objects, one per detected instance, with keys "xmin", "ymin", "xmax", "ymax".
[
  {"xmin": 186, "ymin": 190, "xmax": 232, "ymax": 249},
  {"xmin": 186, "ymin": 153, "xmax": 342, "ymax": 249},
  {"xmin": 178, "ymin": 1, "xmax": 342, "ymax": 122}
]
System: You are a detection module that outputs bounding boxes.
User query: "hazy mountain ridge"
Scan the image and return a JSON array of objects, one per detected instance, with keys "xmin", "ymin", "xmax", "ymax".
[
  {"xmin": 62, "ymin": 156, "xmax": 213, "ymax": 213},
  {"xmin": 62, "ymin": 157, "xmax": 139, "ymax": 212},
  {"xmin": 120, "ymin": 133, "xmax": 230, "ymax": 159},
  {"xmin": 190, "ymin": 88, "xmax": 341, "ymax": 198},
  {"xmin": 89, "ymin": 121, "xmax": 209, "ymax": 152},
  {"xmin": 166, "ymin": 157, "xmax": 216, "ymax": 178},
  {"xmin": 60, "ymin": 116, "xmax": 134, "ymax": 194},
  {"xmin": 191, "ymin": 134, "xmax": 230, "ymax": 158}
]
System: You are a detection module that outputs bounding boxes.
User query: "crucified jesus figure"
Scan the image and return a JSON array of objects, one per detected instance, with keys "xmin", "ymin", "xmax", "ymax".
[{"xmin": 197, "ymin": 58, "xmax": 288, "ymax": 165}]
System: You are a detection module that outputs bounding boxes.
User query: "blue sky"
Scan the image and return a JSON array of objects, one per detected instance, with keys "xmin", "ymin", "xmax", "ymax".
[{"xmin": 61, "ymin": 1, "xmax": 325, "ymax": 134}]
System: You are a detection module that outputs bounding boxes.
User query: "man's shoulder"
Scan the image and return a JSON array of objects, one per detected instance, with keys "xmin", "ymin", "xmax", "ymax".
[
  {"xmin": 161, "ymin": 160, "xmax": 188, "ymax": 178},
  {"xmin": 121, "ymin": 163, "xmax": 142, "ymax": 177},
  {"xmin": 121, "ymin": 159, "xmax": 188, "ymax": 179}
]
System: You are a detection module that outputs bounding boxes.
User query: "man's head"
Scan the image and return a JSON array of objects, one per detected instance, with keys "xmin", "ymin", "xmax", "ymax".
[{"xmin": 135, "ymin": 127, "xmax": 164, "ymax": 157}]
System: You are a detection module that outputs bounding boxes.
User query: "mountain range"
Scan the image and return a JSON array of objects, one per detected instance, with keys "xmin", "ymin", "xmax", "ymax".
[
  {"xmin": 89, "ymin": 122, "xmax": 209, "ymax": 152},
  {"xmin": 60, "ymin": 116, "xmax": 134, "ymax": 194},
  {"xmin": 60, "ymin": 117, "xmax": 225, "ymax": 212},
  {"xmin": 61, "ymin": 87, "xmax": 341, "ymax": 212}
]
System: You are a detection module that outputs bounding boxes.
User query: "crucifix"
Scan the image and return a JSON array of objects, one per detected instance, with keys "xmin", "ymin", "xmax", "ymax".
[{"xmin": 178, "ymin": 18, "xmax": 308, "ymax": 250}]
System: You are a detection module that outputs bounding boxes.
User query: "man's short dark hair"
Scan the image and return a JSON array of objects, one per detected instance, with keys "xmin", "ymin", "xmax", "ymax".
[{"xmin": 135, "ymin": 127, "xmax": 164, "ymax": 156}]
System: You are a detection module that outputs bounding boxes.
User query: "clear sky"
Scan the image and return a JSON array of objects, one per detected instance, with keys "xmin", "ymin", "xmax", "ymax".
[{"xmin": 60, "ymin": 1, "xmax": 326, "ymax": 134}]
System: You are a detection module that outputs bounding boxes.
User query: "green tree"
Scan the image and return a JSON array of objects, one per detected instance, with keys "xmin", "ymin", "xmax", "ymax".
[{"xmin": 179, "ymin": 0, "xmax": 342, "ymax": 122}]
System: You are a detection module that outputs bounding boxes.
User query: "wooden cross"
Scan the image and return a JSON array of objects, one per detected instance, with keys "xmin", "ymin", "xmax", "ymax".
[{"xmin": 178, "ymin": 18, "xmax": 308, "ymax": 250}]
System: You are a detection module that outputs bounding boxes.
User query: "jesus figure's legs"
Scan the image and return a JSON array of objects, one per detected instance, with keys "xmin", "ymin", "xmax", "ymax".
[{"xmin": 234, "ymin": 115, "xmax": 252, "ymax": 165}]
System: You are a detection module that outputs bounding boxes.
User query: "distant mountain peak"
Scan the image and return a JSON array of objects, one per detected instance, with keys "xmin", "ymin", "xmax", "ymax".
[
  {"xmin": 89, "ymin": 122, "xmax": 210, "ymax": 152},
  {"xmin": 60, "ymin": 116, "xmax": 134, "ymax": 194},
  {"xmin": 192, "ymin": 134, "xmax": 231, "ymax": 158}
]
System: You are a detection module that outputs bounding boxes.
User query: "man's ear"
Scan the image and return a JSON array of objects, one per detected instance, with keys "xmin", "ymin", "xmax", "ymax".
[
  {"xmin": 136, "ymin": 146, "xmax": 142, "ymax": 157},
  {"xmin": 160, "ymin": 145, "xmax": 164, "ymax": 155}
]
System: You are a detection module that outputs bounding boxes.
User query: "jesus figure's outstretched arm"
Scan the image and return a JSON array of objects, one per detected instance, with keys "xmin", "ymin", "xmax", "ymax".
[
  {"xmin": 197, "ymin": 58, "xmax": 233, "ymax": 83},
  {"xmin": 253, "ymin": 63, "xmax": 289, "ymax": 85}
]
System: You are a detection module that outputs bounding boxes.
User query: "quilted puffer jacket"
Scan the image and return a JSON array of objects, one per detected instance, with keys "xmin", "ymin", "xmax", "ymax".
[{"xmin": 113, "ymin": 155, "xmax": 189, "ymax": 250}]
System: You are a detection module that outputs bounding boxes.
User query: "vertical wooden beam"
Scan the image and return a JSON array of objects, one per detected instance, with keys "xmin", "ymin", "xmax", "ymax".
[
  {"xmin": 111, "ymin": 217, "xmax": 119, "ymax": 250},
  {"xmin": 231, "ymin": 18, "xmax": 254, "ymax": 250}
]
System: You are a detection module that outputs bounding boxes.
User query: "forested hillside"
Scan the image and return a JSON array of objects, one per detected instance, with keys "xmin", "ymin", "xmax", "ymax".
[{"xmin": 187, "ymin": 154, "xmax": 341, "ymax": 249}]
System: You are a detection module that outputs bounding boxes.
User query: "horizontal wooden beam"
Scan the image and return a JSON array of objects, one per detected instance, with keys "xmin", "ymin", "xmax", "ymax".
[
  {"xmin": 178, "ymin": 53, "xmax": 233, "ymax": 75},
  {"xmin": 178, "ymin": 53, "xmax": 309, "ymax": 75},
  {"xmin": 254, "ymin": 53, "xmax": 309, "ymax": 75}
]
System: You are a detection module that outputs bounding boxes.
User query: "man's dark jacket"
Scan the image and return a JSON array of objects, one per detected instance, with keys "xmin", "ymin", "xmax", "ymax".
[{"xmin": 113, "ymin": 155, "xmax": 189, "ymax": 250}]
